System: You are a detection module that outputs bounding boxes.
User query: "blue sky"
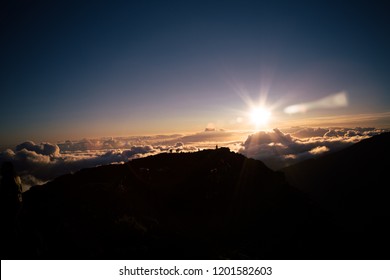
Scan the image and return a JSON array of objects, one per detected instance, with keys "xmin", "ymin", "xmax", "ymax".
[{"xmin": 1, "ymin": 0, "xmax": 389, "ymax": 144}]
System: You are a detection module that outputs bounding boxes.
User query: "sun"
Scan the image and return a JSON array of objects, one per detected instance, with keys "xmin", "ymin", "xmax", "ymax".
[{"xmin": 250, "ymin": 107, "xmax": 271, "ymax": 126}]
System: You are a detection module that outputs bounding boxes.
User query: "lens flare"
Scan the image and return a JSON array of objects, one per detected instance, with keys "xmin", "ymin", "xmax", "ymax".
[{"xmin": 284, "ymin": 91, "xmax": 348, "ymax": 114}]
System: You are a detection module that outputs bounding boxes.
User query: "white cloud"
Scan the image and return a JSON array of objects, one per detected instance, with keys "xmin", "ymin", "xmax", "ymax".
[
  {"xmin": 1, "ymin": 127, "xmax": 386, "ymax": 189},
  {"xmin": 308, "ymin": 146, "xmax": 329, "ymax": 155},
  {"xmin": 19, "ymin": 175, "xmax": 47, "ymax": 192},
  {"xmin": 0, "ymin": 141, "xmax": 200, "ymax": 189},
  {"xmin": 239, "ymin": 127, "xmax": 386, "ymax": 170},
  {"xmin": 290, "ymin": 127, "xmax": 329, "ymax": 138},
  {"xmin": 16, "ymin": 141, "xmax": 60, "ymax": 157}
]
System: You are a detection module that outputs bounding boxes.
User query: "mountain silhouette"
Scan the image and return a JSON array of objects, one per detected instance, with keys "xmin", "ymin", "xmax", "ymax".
[
  {"xmin": 17, "ymin": 147, "xmax": 322, "ymax": 259},
  {"xmin": 10, "ymin": 135, "xmax": 390, "ymax": 259},
  {"xmin": 282, "ymin": 132, "xmax": 390, "ymax": 258}
]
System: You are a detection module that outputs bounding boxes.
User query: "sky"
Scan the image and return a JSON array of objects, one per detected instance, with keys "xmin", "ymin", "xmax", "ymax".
[{"xmin": 1, "ymin": 0, "xmax": 390, "ymax": 145}]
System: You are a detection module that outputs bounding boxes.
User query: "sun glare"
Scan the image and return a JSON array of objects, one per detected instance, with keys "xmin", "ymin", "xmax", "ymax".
[{"xmin": 250, "ymin": 107, "xmax": 271, "ymax": 126}]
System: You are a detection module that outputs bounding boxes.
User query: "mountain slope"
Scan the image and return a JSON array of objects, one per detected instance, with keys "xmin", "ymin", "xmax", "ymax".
[
  {"xmin": 282, "ymin": 132, "xmax": 390, "ymax": 212},
  {"xmin": 19, "ymin": 148, "xmax": 322, "ymax": 259},
  {"xmin": 15, "ymin": 135, "xmax": 390, "ymax": 260},
  {"xmin": 282, "ymin": 132, "xmax": 390, "ymax": 258}
]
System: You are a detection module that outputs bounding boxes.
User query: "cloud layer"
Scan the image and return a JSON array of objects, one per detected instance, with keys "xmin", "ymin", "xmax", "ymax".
[
  {"xmin": 239, "ymin": 127, "xmax": 386, "ymax": 169},
  {"xmin": 0, "ymin": 140, "xmax": 196, "ymax": 191},
  {"xmin": 1, "ymin": 127, "xmax": 386, "ymax": 190}
]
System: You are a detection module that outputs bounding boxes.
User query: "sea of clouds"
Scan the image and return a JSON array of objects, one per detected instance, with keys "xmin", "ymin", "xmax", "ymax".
[
  {"xmin": 0, "ymin": 127, "xmax": 386, "ymax": 191},
  {"xmin": 239, "ymin": 127, "xmax": 386, "ymax": 169}
]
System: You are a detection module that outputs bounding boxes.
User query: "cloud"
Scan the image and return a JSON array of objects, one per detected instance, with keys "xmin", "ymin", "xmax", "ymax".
[
  {"xmin": 57, "ymin": 134, "xmax": 185, "ymax": 152},
  {"xmin": 55, "ymin": 130, "xmax": 249, "ymax": 152},
  {"xmin": 19, "ymin": 175, "xmax": 47, "ymax": 192},
  {"xmin": 1, "ymin": 128, "xmax": 386, "ymax": 189},
  {"xmin": 16, "ymin": 141, "xmax": 60, "ymax": 157},
  {"xmin": 2, "ymin": 131, "xmax": 245, "ymax": 188},
  {"xmin": 239, "ymin": 127, "xmax": 386, "ymax": 170},
  {"xmin": 290, "ymin": 127, "xmax": 330, "ymax": 138},
  {"xmin": 176, "ymin": 130, "xmax": 250, "ymax": 148},
  {"xmin": 308, "ymin": 146, "xmax": 329, "ymax": 155},
  {"xmin": 0, "ymin": 141, "xmax": 199, "ymax": 190}
]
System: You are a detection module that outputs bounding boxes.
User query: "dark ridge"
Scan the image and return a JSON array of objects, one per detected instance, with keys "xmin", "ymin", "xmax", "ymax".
[
  {"xmin": 282, "ymin": 132, "xmax": 390, "ymax": 210},
  {"xmin": 282, "ymin": 132, "xmax": 390, "ymax": 258},
  {"xmin": 16, "ymin": 147, "xmax": 323, "ymax": 259},
  {"xmin": 6, "ymin": 135, "xmax": 390, "ymax": 259}
]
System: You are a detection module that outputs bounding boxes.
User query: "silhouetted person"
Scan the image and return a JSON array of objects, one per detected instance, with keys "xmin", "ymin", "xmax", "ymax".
[{"xmin": 1, "ymin": 162, "xmax": 23, "ymax": 258}]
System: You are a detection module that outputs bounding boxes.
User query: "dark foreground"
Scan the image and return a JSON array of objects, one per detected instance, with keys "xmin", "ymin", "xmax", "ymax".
[{"xmin": 3, "ymin": 133, "xmax": 390, "ymax": 259}]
